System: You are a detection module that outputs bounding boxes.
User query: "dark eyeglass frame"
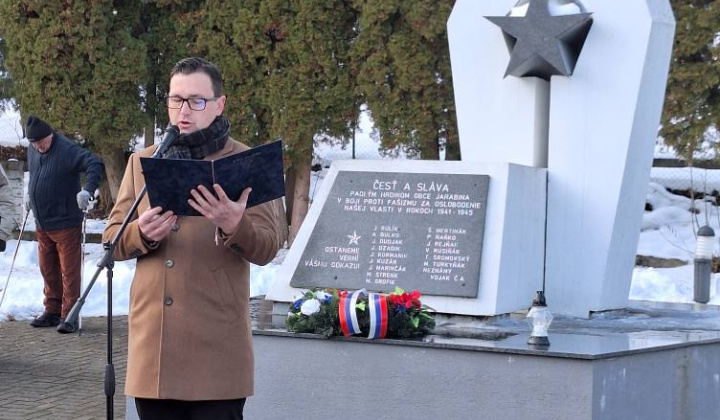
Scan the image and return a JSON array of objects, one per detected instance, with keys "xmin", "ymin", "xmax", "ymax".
[{"xmin": 165, "ymin": 95, "xmax": 219, "ymax": 111}]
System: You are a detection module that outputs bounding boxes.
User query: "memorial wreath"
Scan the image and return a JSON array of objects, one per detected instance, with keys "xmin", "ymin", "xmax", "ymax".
[{"xmin": 286, "ymin": 287, "xmax": 435, "ymax": 339}]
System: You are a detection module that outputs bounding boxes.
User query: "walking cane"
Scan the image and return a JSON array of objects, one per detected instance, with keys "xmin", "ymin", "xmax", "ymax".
[
  {"xmin": 0, "ymin": 210, "xmax": 31, "ymax": 311},
  {"xmin": 78, "ymin": 209, "xmax": 87, "ymax": 333},
  {"xmin": 78, "ymin": 192, "xmax": 98, "ymax": 334}
]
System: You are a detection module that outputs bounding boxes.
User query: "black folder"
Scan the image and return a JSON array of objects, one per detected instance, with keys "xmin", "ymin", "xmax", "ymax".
[{"xmin": 140, "ymin": 140, "xmax": 285, "ymax": 216}]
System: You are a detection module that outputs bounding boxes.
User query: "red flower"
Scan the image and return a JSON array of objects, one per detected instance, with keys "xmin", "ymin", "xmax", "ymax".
[
  {"xmin": 387, "ymin": 289, "xmax": 424, "ymax": 311},
  {"xmin": 409, "ymin": 290, "xmax": 421, "ymax": 309},
  {"xmin": 395, "ymin": 293, "xmax": 411, "ymax": 309}
]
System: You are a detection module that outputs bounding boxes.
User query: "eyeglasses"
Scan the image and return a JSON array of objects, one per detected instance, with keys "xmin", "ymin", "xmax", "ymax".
[{"xmin": 165, "ymin": 95, "xmax": 219, "ymax": 111}]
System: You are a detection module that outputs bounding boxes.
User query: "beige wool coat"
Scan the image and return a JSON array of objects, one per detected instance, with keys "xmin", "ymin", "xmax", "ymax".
[{"xmin": 103, "ymin": 138, "xmax": 279, "ymax": 400}]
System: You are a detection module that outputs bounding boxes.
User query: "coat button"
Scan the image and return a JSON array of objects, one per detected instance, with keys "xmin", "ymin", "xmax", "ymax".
[
  {"xmin": 164, "ymin": 297, "xmax": 173, "ymax": 306},
  {"xmin": 171, "ymin": 222, "xmax": 180, "ymax": 232},
  {"xmin": 165, "ymin": 259, "xmax": 175, "ymax": 268}
]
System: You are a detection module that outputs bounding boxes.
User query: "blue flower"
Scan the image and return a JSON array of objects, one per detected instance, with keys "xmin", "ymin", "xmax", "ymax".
[
  {"xmin": 292, "ymin": 299, "xmax": 304, "ymax": 310},
  {"xmin": 394, "ymin": 305, "xmax": 406, "ymax": 314}
]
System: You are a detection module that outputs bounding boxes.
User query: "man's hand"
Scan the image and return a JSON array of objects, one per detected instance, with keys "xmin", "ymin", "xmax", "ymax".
[
  {"xmin": 188, "ymin": 184, "xmax": 251, "ymax": 235},
  {"xmin": 86, "ymin": 189, "xmax": 99, "ymax": 211},
  {"xmin": 76, "ymin": 190, "xmax": 92, "ymax": 210},
  {"xmin": 138, "ymin": 207, "xmax": 177, "ymax": 242}
]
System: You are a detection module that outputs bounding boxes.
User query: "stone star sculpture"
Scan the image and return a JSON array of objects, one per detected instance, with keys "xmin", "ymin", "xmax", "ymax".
[{"xmin": 485, "ymin": 0, "xmax": 593, "ymax": 80}]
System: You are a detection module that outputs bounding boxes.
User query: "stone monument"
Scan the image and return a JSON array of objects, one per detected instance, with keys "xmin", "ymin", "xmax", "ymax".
[
  {"xmin": 448, "ymin": 0, "xmax": 675, "ymax": 316},
  {"xmin": 268, "ymin": 0, "xmax": 676, "ymax": 319}
]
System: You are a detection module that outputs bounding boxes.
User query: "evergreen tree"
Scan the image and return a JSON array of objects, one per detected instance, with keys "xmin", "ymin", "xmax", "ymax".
[
  {"xmin": 351, "ymin": 0, "xmax": 459, "ymax": 160},
  {"xmin": 262, "ymin": 0, "xmax": 359, "ymax": 243},
  {"xmin": 190, "ymin": 0, "xmax": 274, "ymax": 147},
  {"xmin": 140, "ymin": 0, "xmax": 201, "ymax": 147},
  {"xmin": 662, "ymin": 0, "xmax": 720, "ymax": 161},
  {"xmin": 0, "ymin": 0, "xmax": 149, "ymax": 201},
  {"xmin": 194, "ymin": 0, "xmax": 359, "ymax": 244},
  {"xmin": 0, "ymin": 37, "xmax": 14, "ymax": 109}
]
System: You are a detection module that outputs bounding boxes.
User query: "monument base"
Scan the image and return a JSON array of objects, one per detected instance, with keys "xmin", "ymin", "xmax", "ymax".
[{"xmin": 127, "ymin": 301, "xmax": 720, "ymax": 420}]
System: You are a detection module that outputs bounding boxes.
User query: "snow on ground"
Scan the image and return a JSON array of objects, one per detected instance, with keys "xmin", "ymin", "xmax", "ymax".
[{"xmin": 632, "ymin": 177, "xmax": 720, "ymax": 304}]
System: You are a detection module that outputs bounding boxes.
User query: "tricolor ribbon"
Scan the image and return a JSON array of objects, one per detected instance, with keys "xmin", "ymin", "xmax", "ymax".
[
  {"xmin": 339, "ymin": 289, "xmax": 367, "ymax": 337},
  {"xmin": 368, "ymin": 292, "xmax": 389, "ymax": 339}
]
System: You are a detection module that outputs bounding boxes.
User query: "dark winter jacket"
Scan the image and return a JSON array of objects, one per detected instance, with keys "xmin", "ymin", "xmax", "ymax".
[{"xmin": 27, "ymin": 131, "xmax": 104, "ymax": 231}]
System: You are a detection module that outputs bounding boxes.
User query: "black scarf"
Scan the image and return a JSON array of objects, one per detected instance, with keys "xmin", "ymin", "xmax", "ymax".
[{"xmin": 163, "ymin": 116, "xmax": 230, "ymax": 160}]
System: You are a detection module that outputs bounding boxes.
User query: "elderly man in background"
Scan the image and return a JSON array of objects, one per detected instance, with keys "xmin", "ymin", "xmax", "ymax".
[{"xmin": 25, "ymin": 115, "xmax": 104, "ymax": 334}]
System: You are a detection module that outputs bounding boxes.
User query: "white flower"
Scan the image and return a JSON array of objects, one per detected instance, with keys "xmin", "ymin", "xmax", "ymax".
[
  {"xmin": 300, "ymin": 299, "xmax": 321, "ymax": 316},
  {"xmin": 314, "ymin": 291, "xmax": 332, "ymax": 303}
]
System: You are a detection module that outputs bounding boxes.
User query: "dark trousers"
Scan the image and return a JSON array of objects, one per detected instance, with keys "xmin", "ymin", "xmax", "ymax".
[
  {"xmin": 135, "ymin": 398, "xmax": 246, "ymax": 420},
  {"xmin": 36, "ymin": 226, "xmax": 82, "ymax": 319}
]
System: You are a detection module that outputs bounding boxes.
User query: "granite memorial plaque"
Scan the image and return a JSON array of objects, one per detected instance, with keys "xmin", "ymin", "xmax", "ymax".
[{"xmin": 290, "ymin": 171, "xmax": 490, "ymax": 297}]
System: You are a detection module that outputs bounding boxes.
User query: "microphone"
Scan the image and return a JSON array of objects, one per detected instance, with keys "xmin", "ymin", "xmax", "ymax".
[{"xmin": 152, "ymin": 125, "xmax": 180, "ymax": 158}]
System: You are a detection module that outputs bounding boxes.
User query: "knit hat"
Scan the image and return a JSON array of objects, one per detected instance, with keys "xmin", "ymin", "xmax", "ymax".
[{"xmin": 26, "ymin": 115, "xmax": 53, "ymax": 142}]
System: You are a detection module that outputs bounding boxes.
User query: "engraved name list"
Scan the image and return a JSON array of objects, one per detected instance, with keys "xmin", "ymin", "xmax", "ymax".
[{"xmin": 290, "ymin": 171, "xmax": 489, "ymax": 297}]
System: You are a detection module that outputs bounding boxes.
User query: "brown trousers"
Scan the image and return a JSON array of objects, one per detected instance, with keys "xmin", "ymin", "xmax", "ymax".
[{"xmin": 36, "ymin": 226, "xmax": 82, "ymax": 319}]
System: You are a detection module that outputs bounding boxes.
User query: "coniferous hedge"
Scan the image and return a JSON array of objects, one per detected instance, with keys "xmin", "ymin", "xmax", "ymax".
[
  {"xmin": 661, "ymin": 0, "xmax": 720, "ymax": 161},
  {"xmin": 2, "ymin": 0, "xmax": 716, "ymax": 217}
]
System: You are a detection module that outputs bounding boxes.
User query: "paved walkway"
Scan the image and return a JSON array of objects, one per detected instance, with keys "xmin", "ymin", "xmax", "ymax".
[{"xmin": 0, "ymin": 316, "xmax": 128, "ymax": 420}]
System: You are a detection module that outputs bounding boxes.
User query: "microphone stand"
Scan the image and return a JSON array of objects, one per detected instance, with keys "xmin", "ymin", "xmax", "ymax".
[{"xmin": 64, "ymin": 127, "xmax": 178, "ymax": 420}]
